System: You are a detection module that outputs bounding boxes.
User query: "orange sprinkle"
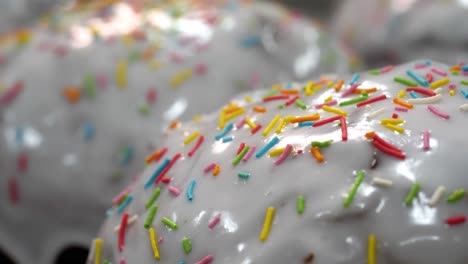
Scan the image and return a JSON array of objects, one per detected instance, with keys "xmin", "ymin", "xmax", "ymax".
[
  {"xmin": 63, "ymin": 87, "xmax": 81, "ymax": 103},
  {"xmin": 393, "ymin": 98, "xmax": 414, "ymax": 109},
  {"xmin": 310, "ymin": 146, "xmax": 324, "ymax": 163},
  {"xmin": 289, "ymin": 113, "xmax": 320, "ymax": 123},
  {"xmin": 365, "ymin": 131, "xmax": 375, "ymax": 139},
  {"xmin": 212, "ymin": 165, "xmax": 220, "ymax": 176},
  {"xmin": 334, "ymin": 80, "xmax": 344, "ymax": 92},
  {"xmin": 280, "ymin": 89, "xmax": 299, "ymax": 95},
  {"xmin": 142, "ymin": 47, "xmax": 155, "ymax": 61},
  {"xmin": 354, "ymin": 87, "xmax": 377, "ymax": 94},
  {"xmin": 450, "ymin": 65, "xmax": 461, "ymax": 71},
  {"xmin": 169, "ymin": 120, "xmax": 180, "ymax": 130},
  {"xmin": 223, "ymin": 105, "xmax": 242, "ymax": 115},
  {"xmin": 253, "ymin": 106, "xmax": 266, "ymax": 113}
]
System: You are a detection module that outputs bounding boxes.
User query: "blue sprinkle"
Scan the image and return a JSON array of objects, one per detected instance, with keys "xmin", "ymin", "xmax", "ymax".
[
  {"xmin": 238, "ymin": 172, "xmax": 250, "ymax": 179},
  {"xmin": 298, "ymin": 121, "xmax": 314, "ymax": 127},
  {"xmin": 144, "ymin": 158, "xmax": 170, "ymax": 189},
  {"xmin": 425, "ymin": 60, "xmax": 432, "ymax": 66},
  {"xmin": 222, "ymin": 136, "xmax": 233, "ymax": 143},
  {"xmin": 240, "ymin": 35, "xmax": 261, "ymax": 48},
  {"xmin": 215, "ymin": 122, "xmax": 233, "ymax": 140},
  {"xmin": 462, "ymin": 65, "xmax": 468, "ymax": 72},
  {"xmin": 406, "ymin": 69, "xmax": 429, "ymax": 87},
  {"xmin": 284, "ymin": 83, "xmax": 293, "ymax": 89},
  {"xmin": 256, "ymin": 136, "xmax": 280, "ymax": 158},
  {"xmin": 179, "ymin": 261, "xmax": 186, "ymax": 264},
  {"xmin": 120, "ymin": 145, "xmax": 134, "ymax": 166},
  {"xmin": 82, "ymin": 121, "xmax": 95, "ymax": 140},
  {"xmin": 409, "ymin": 91, "xmax": 419, "ymax": 99},
  {"xmin": 349, "ymin": 73, "xmax": 360, "ymax": 85},
  {"xmin": 117, "ymin": 195, "xmax": 133, "ymax": 214},
  {"xmin": 187, "ymin": 179, "xmax": 196, "ymax": 201},
  {"xmin": 461, "ymin": 89, "xmax": 468, "ymax": 99},
  {"xmin": 15, "ymin": 127, "xmax": 24, "ymax": 145},
  {"xmin": 105, "ymin": 209, "xmax": 114, "ymax": 217}
]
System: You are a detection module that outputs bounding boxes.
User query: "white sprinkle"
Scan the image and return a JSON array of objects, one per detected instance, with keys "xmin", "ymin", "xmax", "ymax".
[
  {"xmin": 366, "ymin": 107, "xmax": 386, "ymax": 120},
  {"xmin": 371, "ymin": 177, "xmax": 393, "ymax": 187},
  {"xmin": 86, "ymin": 239, "xmax": 97, "ymax": 263},
  {"xmin": 407, "ymin": 94, "xmax": 442, "ymax": 104},
  {"xmin": 434, "ymin": 88, "xmax": 443, "ymax": 94},
  {"xmin": 114, "ymin": 214, "xmax": 139, "ymax": 232},
  {"xmin": 459, "ymin": 104, "xmax": 468, "ymax": 112},
  {"xmin": 427, "ymin": 186, "xmax": 446, "ymax": 207}
]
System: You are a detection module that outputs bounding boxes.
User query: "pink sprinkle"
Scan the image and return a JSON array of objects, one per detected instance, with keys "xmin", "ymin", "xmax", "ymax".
[
  {"xmin": 274, "ymin": 144, "xmax": 292, "ymax": 165},
  {"xmin": 0, "ymin": 54, "xmax": 6, "ymax": 65},
  {"xmin": 431, "ymin": 67, "xmax": 447, "ymax": 77},
  {"xmin": 170, "ymin": 52, "xmax": 184, "ymax": 64},
  {"xmin": 395, "ymin": 106, "xmax": 408, "ymax": 112},
  {"xmin": 194, "ymin": 42, "xmax": 210, "ymax": 52},
  {"xmin": 146, "ymin": 88, "xmax": 157, "ymax": 104},
  {"xmin": 168, "ymin": 186, "xmax": 181, "ymax": 196},
  {"xmin": 341, "ymin": 83, "xmax": 359, "ymax": 97},
  {"xmin": 315, "ymin": 100, "xmax": 337, "ymax": 109},
  {"xmin": 193, "ymin": 64, "xmax": 208, "ymax": 75},
  {"xmin": 427, "ymin": 105, "xmax": 450, "ymax": 120},
  {"xmin": 53, "ymin": 45, "xmax": 67, "ymax": 57},
  {"xmin": 236, "ymin": 117, "xmax": 246, "ymax": 129},
  {"xmin": 132, "ymin": 174, "xmax": 140, "ymax": 182},
  {"xmin": 97, "ymin": 74, "xmax": 108, "ymax": 90},
  {"xmin": 203, "ymin": 163, "xmax": 216, "ymax": 173},
  {"xmin": 158, "ymin": 237, "xmax": 164, "ymax": 244},
  {"xmin": 460, "ymin": 60, "xmax": 466, "ymax": 66},
  {"xmin": 422, "ymin": 130, "xmax": 430, "ymax": 151},
  {"xmin": 208, "ymin": 213, "xmax": 221, "ymax": 229},
  {"xmin": 380, "ymin": 65, "xmax": 393, "ymax": 73},
  {"xmin": 195, "ymin": 255, "xmax": 214, "ymax": 264},
  {"xmin": 414, "ymin": 63, "xmax": 427, "ymax": 69},
  {"xmin": 17, "ymin": 152, "xmax": 28, "ymax": 173},
  {"xmin": 463, "ymin": 71, "xmax": 468, "ymax": 77},
  {"xmin": 243, "ymin": 146, "xmax": 256, "ymax": 162},
  {"xmin": 8, "ymin": 177, "xmax": 19, "ymax": 205},
  {"xmin": 0, "ymin": 81, "xmax": 24, "ymax": 106},
  {"xmin": 449, "ymin": 84, "xmax": 456, "ymax": 90},
  {"xmin": 112, "ymin": 186, "xmax": 133, "ymax": 205},
  {"xmin": 249, "ymin": 72, "xmax": 260, "ymax": 88},
  {"xmin": 120, "ymin": 257, "xmax": 126, "ymax": 264}
]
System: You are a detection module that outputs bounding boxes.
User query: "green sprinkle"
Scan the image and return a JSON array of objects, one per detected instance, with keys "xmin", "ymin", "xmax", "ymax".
[
  {"xmin": 343, "ymin": 170, "xmax": 365, "ymax": 208},
  {"xmin": 447, "ymin": 189, "xmax": 465, "ymax": 203},
  {"xmin": 361, "ymin": 90, "xmax": 368, "ymax": 97},
  {"xmin": 297, "ymin": 195, "xmax": 305, "ymax": 215},
  {"xmin": 339, "ymin": 96, "xmax": 367, "ymax": 107},
  {"xmin": 145, "ymin": 187, "xmax": 161, "ymax": 209},
  {"xmin": 394, "ymin": 77, "xmax": 417, "ymax": 87},
  {"xmin": 278, "ymin": 104, "xmax": 285, "ymax": 109},
  {"xmin": 104, "ymin": 260, "xmax": 111, "ymax": 264},
  {"xmin": 452, "ymin": 71, "xmax": 460, "ymax": 76},
  {"xmin": 84, "ymin": 74, "xmax": 97, "ymax": 98},
  {"xmin": 111, "ymin": 169, "xmax": 124, "ymax": 181},
  {"xmin": 117, "ymin": 194, "xmax": 129, "ymax": 206},
  {"xmin": 405, "ymin": 182, "xmax": 420, "ymax": 206},
  {"xmin": 461, "ymin": 80, "xmax": 468, "ymax": 86},
  {"xmin": 264, "ymin": 89, "xmax": 279, "ymax": 97},
  {"xmin": 232, "ymin": 145, "xmax": 250, "ymax": 166},
  {"xmin": 138, "ymin": 103, "xmax": 150, "ymax": 115},
  {"xmin": 144, "ymin": 205, "xmax": 158, "ymax": 229},
  {"xmin": 311, "ymin": 140, "xmax": 332, "ymax": 148},
  {"xmin": 182, "ymin": 237, "xmax": 192, "ymax": 254},
  {"xmin": 128, "ymin": 50, "xmax": 140, "ymax": 63},
  {"xmin": 369, "ymin": 69, "xmax": 380, "ymax": 75},
  {"xmin": 238, "ymin": 172, "xmax": 250, "ymax": 179},
  {"xmin": 295, "ymin": 99, "xmax": 307, "ymax": 110},
  {"xmin": 161, "ymin": 217, "xmax": 178, "ymax": 230}
]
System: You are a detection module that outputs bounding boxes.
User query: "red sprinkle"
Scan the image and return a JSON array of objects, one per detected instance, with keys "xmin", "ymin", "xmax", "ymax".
[
  {"xmin": 392, "ymin": 113, "xmax": 398, "ymax": 119},
  {"xmin": 372, "ymin": 140, "xmax": 406, "ymax": 160},
  {"xmin": 236, "ymin": 143, "xmax": 246, "ymax": 155},
  {"xmin": 340, "ymin": 117, "xmax": 348, "ymax": 141},
  {"xmin": 0, "ymin": 81, "xmax": 24, "ymax": 106},
  {"xmin": 251, "ymin": 124, "xmax": 262, "ymax": 134},
  {"xmin": 426, "ymin": 73, "xmax": 433, "ymax": 83},
  {"xmin": 155, "ymin": 153, "xmax": 182, "ymax": 183},
  {"xmin": 188, "ymin": 135, "xmax": 204, "ymax": 157},
  {"xmin": 372, "ymin": 134, "xmax": 402, "ymax": 153},
  {"xmin": 17, "ymin": 152, "xmax": 28, "ymax": 173},
  {"xmin": 285, "ymin": 95, "xmax": 300, "ymax": 106},
  {"xmin": 161, "ymin": 178, "xmax": 171, "ymax": 184},
  {"xmin": 406, "ymin": 87, "xmax": 436, "ymax": 97},
  {"xmin": 262, "ymin": 94, "xmax": 289, "ymax": 102},
  {"xmin": 118, "ymin": 213, "xmax": 129, "ymax": 252},
  {"xmin": 8, "ymin": 177, "xmax": 19, "ymax": 205},
  {"xmin": 312, "ymin": 115, "xmax": 341, "ymax": 127},
  {"xmin": 446, "ymin": 216, "xmax": 466, "ymax": 225},
  {"xmin": 356, "ymin": 94, "xmax": 387, "ymax": 107},
  {"xmin": 146, "ymin": 88, "xmax": 157, "ymax": 104}
]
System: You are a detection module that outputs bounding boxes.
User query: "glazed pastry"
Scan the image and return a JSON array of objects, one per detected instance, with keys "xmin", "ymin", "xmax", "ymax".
[
  {"xmin": 333, "ymin": 0, "xmax": 468, "ymax": 67},
  {"xmin": 0, "ymin": 0, "xmax": 351, "ymax": 263},
  {"xmin": 94, "ymin": 60, "xmax": 468, "ymax": 264}
]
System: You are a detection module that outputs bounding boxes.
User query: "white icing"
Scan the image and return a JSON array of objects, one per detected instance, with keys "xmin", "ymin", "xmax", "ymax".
[
  {"xmin": 0, "ymin": 0, "xmax": 349, "ymax": 263},
  {"xmin": 96, "ymin": 60, "xmax": 468, "ymax": 263}
]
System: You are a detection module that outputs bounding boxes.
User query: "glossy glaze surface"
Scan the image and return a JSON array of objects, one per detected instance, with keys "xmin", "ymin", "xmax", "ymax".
[
  {"xmin": 0, "ymin": 0, "xmax": 351, "ymax": 263},
  {"xmin": 95, "ymin": 60, "xmax": 468, "ymax": 263}
]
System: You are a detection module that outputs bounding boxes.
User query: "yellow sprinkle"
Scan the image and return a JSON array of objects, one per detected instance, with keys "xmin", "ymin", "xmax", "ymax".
[
  {"xmin": 245, "ymin": 118, "xmax": 256, "ymax": 129},
  {"xmin": 121, "ymin": 35, "xmax": 134, "ymax": 46},
  {"xmin": 272, "ymin": 84, "xmax": 282, "ymax": 90},
  {"xmin": 321, "ymin": 105, "xmax": 348, "ymax": 117},
  {"xmin": 383, "ymin": 123, "xmax": 404, "ymax": 134},
  {"xmin": 116, "ymin": 61, "xmax": 127, "ymax": 89},
  {"xmin": 324, "ymin": 96, "xmax": 333, "ymax": 102},
  {"xmin": 183, "ymin": 131, "xmax": 200, "ymax": 145},
  {"xmin": 269, "ymin": 148, "xmax": 285, "ymax": 157},
  {"xmin": 94, "ymin": 238, "xmax": 103, "ymax": 264},
  {"xmin": 398, "ymin": 90, "xmax": 405, "ymax": 98},
  {"xmin": 430, "ymin": 78, "xmax": 449, "ymax": 89},
  {"xmin": 149, "ymin": 60, "xmax": 162, "ymax": 70},
  {"xmin": 193, "ymin": 115, "xmax": 201, "ymax": 122},
  {"xmin": 260, "ymin": 207, "xmax": 275, "ymax": 242},
  {"xmin": 149, "ymin": 227, "xmax": 160, "ymax": 260},
  {"xmin": 170, "ymin": 69, "xmax": 192, "ymax": 88},
  {"xmin": 327, "ymin": 81, "xmax": 335, "ymax": 88},
  {"xmin": 380, "ymin": 119, "xmax": 404, "ymax": 125},
  {"xmin": 245, "ymin": 96, "xmax": 252, "ymax": 103},
  {"xmin": 304, "ymin": 82, "xmax": 314, "ymax": 96},
  {"xmin": 225, "ymin": 108, "xmax": 246, "ymax": 122},
  {"xmin": 262, "ymin": 114, "xmax": 281, "ymax": 137},
  {"xmin": 218, "ymin": 111, "xmax": 226, "ymax": 129},
  {"xmin": 275, "ymin": 118, "xmax": 287, "ymax": 134},
  {"xmin": 312, "ymin": 83, "xmax": 323, "ymax": 91},
  {"xmin": 449, "ymin": 89, "xmax": 456, "ymax": 96},
  {"xmin": 368, "ymin": 234, "xmax": 376, "ymax": 264}
]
